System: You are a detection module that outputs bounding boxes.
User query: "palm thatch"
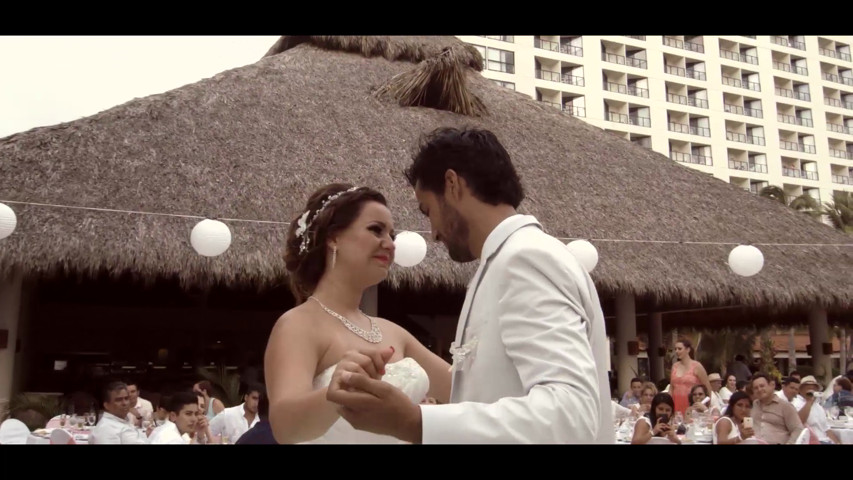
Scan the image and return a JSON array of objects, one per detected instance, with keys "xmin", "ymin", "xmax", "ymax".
[{"xmin": 1, "ymin": 35, "xmax": 852, "ymax": 327}]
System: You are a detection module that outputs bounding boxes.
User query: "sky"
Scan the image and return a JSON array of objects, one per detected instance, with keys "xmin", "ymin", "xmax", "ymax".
[{"xmin": 0, "ymin": 36, "xmax": 281, "ymax": 138}]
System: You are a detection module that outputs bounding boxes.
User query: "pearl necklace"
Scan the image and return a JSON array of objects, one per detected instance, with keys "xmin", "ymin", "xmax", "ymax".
[{"xmin": 308, "ymin": 296, "xmax": 383, "ymax": 343}]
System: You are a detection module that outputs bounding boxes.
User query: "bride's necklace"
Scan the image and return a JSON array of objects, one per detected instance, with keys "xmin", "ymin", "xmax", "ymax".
[{"xmin": 308, "ymin": 296, "xmax": 383, "ymax": 344}]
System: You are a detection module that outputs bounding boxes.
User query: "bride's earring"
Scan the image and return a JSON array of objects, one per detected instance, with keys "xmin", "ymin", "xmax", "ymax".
[{"xmin": 331, "ymin": 245, "xmax": 337, "ymax": 270}]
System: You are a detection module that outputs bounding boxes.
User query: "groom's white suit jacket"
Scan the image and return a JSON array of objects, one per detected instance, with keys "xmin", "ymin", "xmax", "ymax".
[{"xmin": 420, "ymin": 215, "xmax": 614, "ymax": 444}]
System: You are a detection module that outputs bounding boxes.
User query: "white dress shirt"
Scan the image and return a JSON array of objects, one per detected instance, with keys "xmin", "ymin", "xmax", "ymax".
[
  {"xmin": 208, "ymin": 403, "xmax": 258, "ymax": 442},
  {"xmin": 147, "ymin": 420, "xmax": 191, "ymax": 444},
  {"xmin": 127, "ymin": 397, "xmax": 154, "ymax": 425},
  {"xmin": 776, "ymin": 390, "xmax": 806, "ymax": 410},
  {"xmin": 90, "ymin": 412, "xmax": 147, "ymax": 445},
  {"xmin": 798, "ymin": 401, "xmax": 833, "ymax": 443},
  {"xmin": 420, "ymin": 215, "xmax": 613, "ymax": 444}
]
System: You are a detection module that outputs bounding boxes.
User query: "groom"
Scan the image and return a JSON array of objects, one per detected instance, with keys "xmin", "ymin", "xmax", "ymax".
[{"xmin": 326, "ymin": 127, "xmax": 613, "ymax": 444}]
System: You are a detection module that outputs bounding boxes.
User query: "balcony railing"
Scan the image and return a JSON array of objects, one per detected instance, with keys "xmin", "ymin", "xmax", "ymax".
[
  {"xmin": 670, "ymin": 151, "xmax": 712, "ymax": 166},
  {"xmin": 724, "ymin": 103, "xmax": 763, "ymax": 118},
  {"xmin": 729, "ymin": 159, "xmax": 768, "ymax": 173},
  {"xmin": 830, "ymin": 148, "xmax": 853, "ymax": 160},
  {"xmin": 602, "ymin": 52, "xmax": 648, "ymax": 69},
  {"xmin": 663, "ymin": 36, "xmax": 705, "ymax": 53},
  {"xmin": 782, "ymin": 167, "xmax": 817, "ymax": 179},
  {"xmin": 833, "ymin": 174, "xmax": 853, "ymax": 185},
  {"xmin": 625, "ymin": 35, "xmax": 646, "ymax": 41},
  {"xmin": 564, "ymin": 105, "xmax": 586, "ymax": 117},
  {"xmin": 726, "ymin": 131, "xmax": 766, "ymax": 146},
  {"xmin": 535, "ymin": 38, "xmax": 583, "ymax": 56},
  {"xmin": 773, "ymin": 61, "xmax": 809, "ymax": 76},
  {"xmin": 827, "ymin": 123, "xmax": 853, "ymax": 135},
  {"xmin": 720, "ymin": 49, "xmax": 759, "ymax": 65},
  {"xmin": 822, "ymin": 72, "xmax": 853, "ymax": 86},
  {"xmin": 825, "ymin": 98, "xmax": 853, "ymax": 110},
  {"xmin": 562, "ymin": 74, "xmax": 584, "ymax": 86},
  {"xmin": 561, "ymin": 44, "xmax": 583, "ymax": 56},
  {"xmin": 666, "ymin": 92, "xmax": 709, "ymax": 109},
  {"xmin": 668, "ymin": 121, "xmax": 711, "ymax": 137},
  {"xmin": 780, "ymin": 140, "xmax": 816, "ymax": 153},
  {"xmin": 607, "ymin": 111, "xmax": 651, "ymax": 127},
  {"xmin": 535, "ymin": 69, "xmax": 561, "ymax": 83},
  {"xmin": 604, "ymin": 81, "xmax": 648, "ymax": 97},
  {"xmin": 820, "ymin": 47, "xmax": 853, "ymax": 62},
  {"xmin": 772, "ymin": 36, "xmax": 806, "ymax": 50},
  {"xmin": 664, "ymin": 64, "xmax": 706, "ymax": 80},
  {"xmin": 534, "ymin": 38, "xmax": 560, "ymax": 52},
  {"xmin": 775, "ymin": 87, "xmax": 811, "ymax": 101},
  {"xmin": 777, "ymin": 113, "xmax": 813, "ymax": 127},
  {"xmin": 538, "ymin": 100, "xmax": 561, "ymax": 109}
]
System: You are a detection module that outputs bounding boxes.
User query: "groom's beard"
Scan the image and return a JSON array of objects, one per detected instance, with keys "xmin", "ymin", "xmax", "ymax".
[{"xmin": 440, "ymin": 201, "xmax": 475, "ymax": 263}]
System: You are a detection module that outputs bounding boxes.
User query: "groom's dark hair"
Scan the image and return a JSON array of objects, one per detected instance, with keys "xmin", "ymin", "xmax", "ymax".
[{"xmin": 405, "ymin": 127, "xmax": 524, "ymax": 208}]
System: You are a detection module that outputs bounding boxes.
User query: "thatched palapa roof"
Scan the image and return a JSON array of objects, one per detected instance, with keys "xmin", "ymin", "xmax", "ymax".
[{"xmin": 1, "ymin": 35, "xmax": 852, "ymax": 325}]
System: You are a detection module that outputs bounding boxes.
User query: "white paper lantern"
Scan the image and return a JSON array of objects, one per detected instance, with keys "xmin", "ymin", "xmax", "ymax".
[
  {"xmin": 566, "ymin": 239, "xmax": 599, "ymax": 272},
  {"xmin": 0, "ymin": 203, "xmax": 17, "ymax": 240},
  {"xmin": 728, "ymin": 245, "xmax": 764, "ymax": 277},
  {"xmin": 190, "ymin": 219, "xmax": 232, "ymax": 257},
  {"xmin": 393, "ymin": 231, "xmax": 427, "ymax": 267}
]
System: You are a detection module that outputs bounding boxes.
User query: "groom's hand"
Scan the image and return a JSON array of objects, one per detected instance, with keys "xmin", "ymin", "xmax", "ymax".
[{"xmin": 327, "ymin": 371, "xmax": 423, "ymax": 444}]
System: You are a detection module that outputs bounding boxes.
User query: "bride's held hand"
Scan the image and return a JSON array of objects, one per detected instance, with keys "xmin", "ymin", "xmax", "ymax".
[{"xmin": 327, "ymin": 346, "xmax": 395, "ymax": 396}]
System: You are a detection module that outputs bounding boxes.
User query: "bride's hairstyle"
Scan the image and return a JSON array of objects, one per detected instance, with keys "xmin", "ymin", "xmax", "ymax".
[{"xmin": 284, "ymin": 183, "xmax": 387, "ymax": 303}]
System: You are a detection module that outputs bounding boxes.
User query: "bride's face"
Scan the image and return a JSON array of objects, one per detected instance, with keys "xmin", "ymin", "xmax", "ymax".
[{"xmin": 332, "ymin": 201, "xmax": 396, "ymax": 284}]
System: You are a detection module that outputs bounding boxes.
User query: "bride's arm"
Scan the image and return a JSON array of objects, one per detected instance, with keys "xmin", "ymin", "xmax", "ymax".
[
  {"xmin": 265, "ymin": 312, "xmax": 340, "ymax": 444},
  {"xmin": 392, "ymin": 323, "xmax": 452, "ymax": 404}
]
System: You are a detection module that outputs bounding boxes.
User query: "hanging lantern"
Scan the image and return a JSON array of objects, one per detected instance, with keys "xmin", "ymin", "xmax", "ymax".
[
  {"xmin": 0, "ymin": 203, "xmax": 17, "ymax": 240},
  {"xmin": 566, "ymin": 239, "xmax": 599, "ymax": 272},
  {"xmin": 728, "ymin": 245, "xmax": 764, "ymax": 277},
  {"xmin": 190, "ymin": 219, "xmax": 232, "ymax": 257},
  {"xmin": 393, "ymin": 231, "xmax": 427, "ymax": 267}
]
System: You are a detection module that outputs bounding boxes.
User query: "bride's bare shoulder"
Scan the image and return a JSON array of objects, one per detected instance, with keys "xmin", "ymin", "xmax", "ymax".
[{"xmin": 270, "ymin": 303, "xmax": 321, "ymax": 336}]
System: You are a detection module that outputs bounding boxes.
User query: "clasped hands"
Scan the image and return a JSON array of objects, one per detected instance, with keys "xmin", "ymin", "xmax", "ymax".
[{"xmin": 324, "ymin": 346, "xmax": 423, "ymax": 443}]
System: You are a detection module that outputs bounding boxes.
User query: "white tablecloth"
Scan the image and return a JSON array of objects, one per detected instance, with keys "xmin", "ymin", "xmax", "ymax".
[{"xmin": 830, "ymin": 426, "xmax": 853, "ymax": 444}]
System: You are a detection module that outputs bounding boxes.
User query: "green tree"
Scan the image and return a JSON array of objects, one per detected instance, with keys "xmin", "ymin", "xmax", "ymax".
[{"xmin": 822, "ymin": 191, "xmax": 853, "ymax": 234}]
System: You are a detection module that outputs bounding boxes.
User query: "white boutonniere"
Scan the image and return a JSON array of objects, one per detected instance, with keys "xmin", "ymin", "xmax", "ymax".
[{"xmin": 448, "ymin": 338, "xmax": 479, "ymax": 372}]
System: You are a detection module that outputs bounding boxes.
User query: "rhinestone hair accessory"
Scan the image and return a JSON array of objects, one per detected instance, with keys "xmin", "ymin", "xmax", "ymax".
[{"xmin": 296, "ymin": 186, "xmax": 360, "ymax": 255}]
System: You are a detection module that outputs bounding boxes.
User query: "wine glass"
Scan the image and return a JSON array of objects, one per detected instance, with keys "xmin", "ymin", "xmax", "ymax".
[
  {"xmin": 59, "ymin": 413, "xmax": 67, "ymax": 428},
  {"xmin": 829, "ymin": 405, "xmax": 840, "ymax": 420}
]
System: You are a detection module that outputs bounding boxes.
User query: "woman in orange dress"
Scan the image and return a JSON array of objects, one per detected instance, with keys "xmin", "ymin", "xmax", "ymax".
[{"xmin": 669, "ymin": 337, "xmax": 713, "ymax": 415}]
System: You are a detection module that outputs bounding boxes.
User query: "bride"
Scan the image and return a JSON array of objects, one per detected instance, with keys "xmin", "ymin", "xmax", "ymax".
[{"xmin": 264, "ymin": 183, "xmax": 452, "ymax": 444}]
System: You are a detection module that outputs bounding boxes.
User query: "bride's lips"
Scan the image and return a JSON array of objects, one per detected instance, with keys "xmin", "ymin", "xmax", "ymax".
[{"xmin": 374, "ymin": 255, "xmax": 391, "ymax": 265}]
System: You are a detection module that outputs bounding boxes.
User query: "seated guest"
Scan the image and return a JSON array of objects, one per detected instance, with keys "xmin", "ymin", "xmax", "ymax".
[
  {"xmin": 90, "ymin": 381, "xmax": 148, "ymax": 445},
  {"xmin": 236, "ymin": 391, "xmax": 278, "ymax": 444},
  {"xmin": 209, "ymin": 382, "xmax": 263, "ymax": 443},
  {"xmin": 796, "ymin": 376, "xmax": 840, "ymax": 444},
  {"xmin": 631, "ymin": 392, "xmax": 681, "ymax": 444},
  {"xmin": 148, "ymin": 392, "xmax": 199, "ymax": 444},
  {"xmin": 713, "ymin": 391, "xmax": 756, "ymax": 444}
]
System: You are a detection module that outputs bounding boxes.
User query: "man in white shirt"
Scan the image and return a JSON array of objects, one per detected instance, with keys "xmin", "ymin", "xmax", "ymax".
[
  {"xmin": 209, "ymin": 382, "xmax": 262, "ymax": 443},
  {"xmin": 776, "ymin": 376, "xmax": 805, "ymax": 410},
  {"xmin": 89, "ymin": 381, "xmax": 148, "ymax": 445},
  {"xmin": 708, "ymin": 373, "xmax": 725, "ymax": 408},
  {"xmin": 796, "ymin": 375, "xmax": 840, "ymax": 444},
  {"xmin": 126, "ymin": 380, "xmax": 154, "ymax": 427},
  {"xmin": 148, "ymin": 392, "xmax": 198, "ymax": 444}
]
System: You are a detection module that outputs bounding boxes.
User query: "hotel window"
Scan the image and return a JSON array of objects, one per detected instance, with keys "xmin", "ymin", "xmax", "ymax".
[
  {"xmin": 486, "ymin": 47, "xmax": 515, "ymax": 74},
  {"xmin": 493, "ymin": 79, "xmax": 516, "ymax": 90},
  {"xmin": 481, "ymin": 35, "xmax": 514, "ymax": 43}
]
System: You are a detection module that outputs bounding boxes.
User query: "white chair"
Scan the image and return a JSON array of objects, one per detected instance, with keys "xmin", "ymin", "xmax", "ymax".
[
  {"xmin": 0, "ymin": 419, "xmax": 31, "ymax": 444},
  {"xmin": 794, "ymin": 428, "xmax": 810, "ymax": 444},
  {"xmin": 50, "ymin": 428, "xmax": 76, "ymax": 444}
]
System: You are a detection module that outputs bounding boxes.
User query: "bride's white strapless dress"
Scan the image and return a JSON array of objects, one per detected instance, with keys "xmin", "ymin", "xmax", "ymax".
[{"xmin": 299, "ymin": 357, "xmax": 430, "ymax": 444}]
